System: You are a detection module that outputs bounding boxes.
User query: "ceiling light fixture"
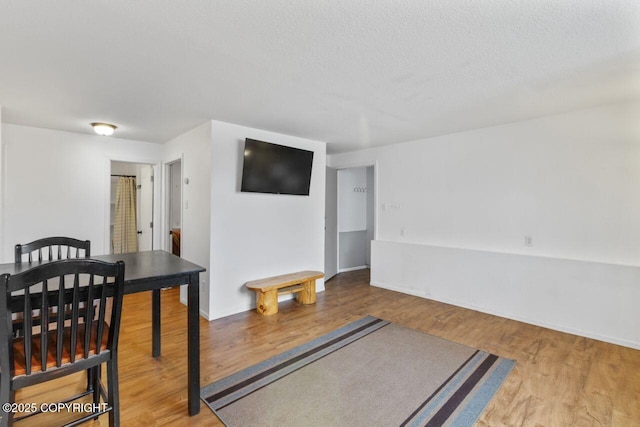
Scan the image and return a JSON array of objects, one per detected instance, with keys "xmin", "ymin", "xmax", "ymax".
[{"xmin": 91, "ymin": 122, "xmax": 117, "ymax": 136}]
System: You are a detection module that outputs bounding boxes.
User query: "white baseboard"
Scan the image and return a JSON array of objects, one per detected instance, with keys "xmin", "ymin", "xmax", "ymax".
[
  {"xmin": 338, "ymin": 265, "xmax": 368, "ymax": 273},
  {"xmin": 179, "ymin": 296, "xmax": 212, "ymax": 320},
  {"xmin": 370, "ymin": 280, "xmax": 639, "ymax": 350}
]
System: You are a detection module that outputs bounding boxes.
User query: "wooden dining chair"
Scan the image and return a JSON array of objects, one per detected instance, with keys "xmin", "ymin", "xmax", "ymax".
[
  {"xmin": 15, "ymin": 237, "xmax": 91, "ymax": 263},
  {"xmin": 0, "ymin": 259, "xmax": 125, "ymax": 427},
  {"xmin": 14, "ymin": 237, "xmax": 94, "ymax": 390}
]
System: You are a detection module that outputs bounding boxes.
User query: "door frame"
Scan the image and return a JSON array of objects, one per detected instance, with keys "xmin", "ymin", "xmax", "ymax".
[
  {"xmin": 331, "ymin": 161, "xmax": 378, "ymax": 275},
  {"xmin": 162, "ymin": 156, "xmax": 184, "ymax": 254},
  {"xmin": 138, "ymin": 164, "xmax": 155, "ymax": 251},
  {"xmin": 105, "ymin": 157, "xmax": 161, "ymax": 255},
  {"xmin": 324, "ymin": 167, "xmax": 338, "ymax": 281}
]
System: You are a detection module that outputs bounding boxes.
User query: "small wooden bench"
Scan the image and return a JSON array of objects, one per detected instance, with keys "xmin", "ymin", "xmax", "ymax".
[{"xmin": 245, "ymin": 270, "xmax": 324, "ymax": 315}]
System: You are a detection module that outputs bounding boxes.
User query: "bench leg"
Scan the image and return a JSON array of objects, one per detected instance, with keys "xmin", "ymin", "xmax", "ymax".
[
  {"xmin": 256, "ymin": 289, "xmax": 279, "ymax": 315},
  {"xmin": 296, "ymin": 279, "xmax": 316, "ymax": 305}
]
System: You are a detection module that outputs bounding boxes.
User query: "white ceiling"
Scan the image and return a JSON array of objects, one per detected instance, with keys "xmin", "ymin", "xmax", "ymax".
[{"xmin": 0, "ymin": 1, "xmax": 639, "ymax": 154}]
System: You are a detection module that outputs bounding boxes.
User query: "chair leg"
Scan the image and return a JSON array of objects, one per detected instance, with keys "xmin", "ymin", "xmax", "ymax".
[
  {"xmin": 92, "ymin": 366, "xmax": 101, "ymax": 420},
  {"xmin": 86, "ymin": 368, "xmax": 93, "ymax": 391},
  {"xmin": 107, "ymin": 357, "xmax": 120, "ymax": 427},
  {"xmin": 0, "ymin": 378, "xmax": 15, "ymax": 427}
]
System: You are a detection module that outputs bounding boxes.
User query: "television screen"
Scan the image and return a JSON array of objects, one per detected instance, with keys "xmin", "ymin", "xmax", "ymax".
[{"xmin": 240, "ymin": 138, "xmax": 314, "ymax": 196}]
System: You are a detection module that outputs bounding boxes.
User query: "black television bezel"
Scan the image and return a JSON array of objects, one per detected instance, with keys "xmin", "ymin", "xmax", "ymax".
[{"xmin": 240, "ymin": 138, "xmax": 314, "ymax": 196}]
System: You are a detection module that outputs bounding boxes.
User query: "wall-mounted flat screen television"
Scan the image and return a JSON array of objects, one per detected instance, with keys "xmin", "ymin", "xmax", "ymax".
[{"xmin": 240, "ymin": 138, "xmax": 314, "ymax": 196}]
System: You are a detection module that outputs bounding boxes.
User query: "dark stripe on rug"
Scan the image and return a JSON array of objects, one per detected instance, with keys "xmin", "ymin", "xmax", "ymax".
[
  {"xmin": 399, "ymin": 349, "xmax": 480, "ymax": 427},
  {"xmin": 424, "ymin": 353, "xmax": 499, "ymax": 426},
  {"xmin": 206, "ymin": 316, "xmax": 388, "ymax": 408}
]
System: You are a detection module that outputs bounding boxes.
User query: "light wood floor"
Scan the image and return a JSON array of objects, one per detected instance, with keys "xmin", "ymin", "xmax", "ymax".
[{"xmin": 14, "ymin": 269, "xmax": 640, "ymax": 426}]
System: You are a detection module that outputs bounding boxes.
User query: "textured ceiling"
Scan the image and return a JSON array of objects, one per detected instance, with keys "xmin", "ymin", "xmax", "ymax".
[{"xmin": 0, "ymin": 1, "xmax": 639, "ymax": 154}]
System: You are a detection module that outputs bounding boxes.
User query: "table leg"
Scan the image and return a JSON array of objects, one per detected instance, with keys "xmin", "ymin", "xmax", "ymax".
[
  {"xmin": 187, "ymin": 273, "xmax": 201, "ymax": 416},
  {"xmin": 152, "ymin": 289, "xmax": 161, "ymax": 357}
]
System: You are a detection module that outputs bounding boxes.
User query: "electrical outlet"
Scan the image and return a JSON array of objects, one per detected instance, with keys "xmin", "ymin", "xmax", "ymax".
[{"xmin": 524, "ymin": 235, "xmax": 533, "ymax": 247}]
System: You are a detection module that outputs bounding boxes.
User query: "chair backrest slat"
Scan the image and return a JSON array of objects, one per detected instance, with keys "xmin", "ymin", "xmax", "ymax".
[
  {"xmin": 23, "ymin": 285, "xmax": 32, "ymax": 375},
  {"xmin": 70, "ymin": 272, "xmax": 80, "ymax": 363},
  {"xmin": 96, "ymin": 276, "xmax": 108, "ymax": 355},
  {"xmin": 40, "ymin": 279, "xmax": 49, "ymax": 371},
  {"xmin": 83, "ymin": 274, "xmax": 95, "ymax": 360},
  {"xmin": 15, "ymin": 237, "xmax": 91, "ymax": 264},
  {"xmin": 56, "ymin": 274, "xmax": 65, "ymax": 367}
]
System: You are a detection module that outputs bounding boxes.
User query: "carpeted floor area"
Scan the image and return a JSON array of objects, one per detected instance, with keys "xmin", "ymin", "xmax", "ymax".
[{"xmin": 201, "ymin": 316, "xmax": 515, "ymax": 426}]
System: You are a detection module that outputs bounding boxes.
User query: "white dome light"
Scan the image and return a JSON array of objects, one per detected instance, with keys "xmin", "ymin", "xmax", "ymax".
[{"xmin": 91, "ymin": 122, "xmax": 117, "ymax": 136}]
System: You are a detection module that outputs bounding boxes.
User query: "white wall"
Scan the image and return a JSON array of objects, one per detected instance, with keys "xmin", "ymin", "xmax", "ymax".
[
  {"xmin": 329, "ymin": 101, "xmax": 640, "ymax": 349},
  {"xmin": 331, "ymin": 102, "xmax": 640, "ymax": 264},
  {"xmin": 209, "ymin": 120, "xmax": 326, "ymax": 319},
  {"xmin": 164, "ymin": 122, "xmax": 212, "ymax": 318},
  {"xmin": 1, "ymin": 120, "xmax": 324, "ymax": 322},
  {"xmin": 1, "ymin": 124, "xmax": 163, "ymax": 261}
]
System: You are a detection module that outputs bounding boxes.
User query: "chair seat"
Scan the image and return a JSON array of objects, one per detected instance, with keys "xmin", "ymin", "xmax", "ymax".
[{"xmin": 12, "ymin": 321, "xmax": 109, "ymax": 376}]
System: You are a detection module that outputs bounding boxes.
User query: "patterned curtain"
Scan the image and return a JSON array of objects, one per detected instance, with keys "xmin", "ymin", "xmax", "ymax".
[{"xmin": 112, "ymin": 177, "xmax": 138, "ymax": 254}]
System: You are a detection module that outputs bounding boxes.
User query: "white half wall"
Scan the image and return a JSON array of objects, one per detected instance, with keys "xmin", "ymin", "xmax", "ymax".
[
  {"xmin": 209, "ymin": 120, "xmax": 326, "ymax": 319},
  {"xmin": 372, "ymin": 240, "xmax": 640, "ymax": 349},
  {"xmin": 1, "ymin": 124, "xmax": 163, "ymax": 262},
  {"xmin": 329, "ymin": 101, "xmax": 640, "ymax": 348}
]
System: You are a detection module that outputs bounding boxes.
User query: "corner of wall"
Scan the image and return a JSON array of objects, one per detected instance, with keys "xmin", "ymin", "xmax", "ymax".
[
  {"xmin": 163, "ymin": 120, "xmax": 213, "ymax": 319},
  {"xmin": 0, "ymin": 105, "xmax": 4, "ymax": 262}
]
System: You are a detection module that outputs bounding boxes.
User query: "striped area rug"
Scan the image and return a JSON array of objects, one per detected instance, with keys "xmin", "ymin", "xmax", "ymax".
[{"xmin": 201, "ymin": 316, "xmax": 515, "ymax": 427}]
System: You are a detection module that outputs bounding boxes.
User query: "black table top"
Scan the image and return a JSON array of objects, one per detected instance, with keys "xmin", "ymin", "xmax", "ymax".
[
  {"xmin": 0, "ymin": 250, "xmax": 205, "ymax": 289},
  {"xmin": 93, "ymin": 250, "xmax": 205, "ymax": 284}
]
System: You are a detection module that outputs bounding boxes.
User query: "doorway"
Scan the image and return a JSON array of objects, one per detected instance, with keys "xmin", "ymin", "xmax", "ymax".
[
  {"xmin": 325, "ymin": 164, "xmax": 376, "ymax": 278},
  {"xmin": 337, "ymin": 166, "xmax": 374, "ymax": 272},
  {"xmin": 110, "ymin": 161, "xmax": 155, "ymax": 253}
]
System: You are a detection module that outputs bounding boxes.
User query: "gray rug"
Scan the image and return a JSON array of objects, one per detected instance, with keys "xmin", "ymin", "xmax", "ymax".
[{"xmin": 201, "ymin": 316, "xmax": 515, "ymax": 426}]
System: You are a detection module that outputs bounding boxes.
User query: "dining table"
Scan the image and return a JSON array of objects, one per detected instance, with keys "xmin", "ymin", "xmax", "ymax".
[{"xmin": 0, "ymin": 249, "xmax": 206, "ymax": 416}]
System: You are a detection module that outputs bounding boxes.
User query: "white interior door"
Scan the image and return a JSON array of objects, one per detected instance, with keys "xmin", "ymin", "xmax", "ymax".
[{"xmin": 138, "ymin": 165, "xmax": 154, "ymax": 251}]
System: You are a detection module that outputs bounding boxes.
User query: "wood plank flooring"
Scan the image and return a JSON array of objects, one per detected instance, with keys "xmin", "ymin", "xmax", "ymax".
[{"xmin": 13, "ymin": 269, "xmax": 640, "ymax": 426}]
